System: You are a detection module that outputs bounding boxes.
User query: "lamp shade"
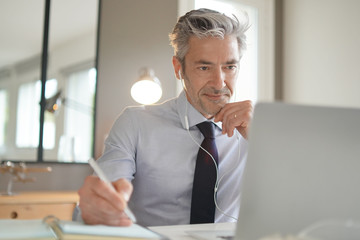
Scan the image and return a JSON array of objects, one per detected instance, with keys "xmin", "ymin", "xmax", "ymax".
[{"xmin": 131, "ymin": 68, "xmax": 162, "ymax": 105}]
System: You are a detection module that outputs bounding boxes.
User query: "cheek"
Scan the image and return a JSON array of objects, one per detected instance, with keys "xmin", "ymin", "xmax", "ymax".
[
  {"xmin": 225, "ymin": 74, "xmax": 238, "ymax": 92},
  {"xmin": 226, "ymin": 80, "xmax": 236, "ymax": 92},
  {"xmin": 184, "ymin": 74, "xmax": 205, "ymax": 94}
]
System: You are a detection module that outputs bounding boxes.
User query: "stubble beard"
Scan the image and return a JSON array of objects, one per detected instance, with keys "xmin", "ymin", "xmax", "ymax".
[
  {"xmin": 183, "ymin": 73, "xmax": 232, "ymax": 118},
  {"xmin": 198, "ymin": 88, "xmax": 231, "ymax": 117}
]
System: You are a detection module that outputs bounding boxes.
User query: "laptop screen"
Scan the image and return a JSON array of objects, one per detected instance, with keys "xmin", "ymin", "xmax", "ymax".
[{"xmin": 235, "ymin": 102, "xmax": 360, "ymax": 240}]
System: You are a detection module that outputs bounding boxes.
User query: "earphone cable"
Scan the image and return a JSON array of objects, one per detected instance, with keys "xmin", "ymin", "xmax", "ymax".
[{"xmin": 181, "ymin": 71, "xmax": 239, "ymax": 221}]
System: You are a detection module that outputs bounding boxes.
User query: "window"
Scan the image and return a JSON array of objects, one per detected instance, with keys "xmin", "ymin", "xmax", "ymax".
[
  {"xmin": 57, "ymin": 68, "xmax": 96, "ymax": 162},
  {"xmin": 0, "ymin": 89, "xmax": 7, "ymax": 148},
  {"xmin": 0, "ymin": 0, "xmax": 98, "ymax": 162},
  {"xmin": 16, "ymin": 79, "xmax": 57, "ymax": 149}
]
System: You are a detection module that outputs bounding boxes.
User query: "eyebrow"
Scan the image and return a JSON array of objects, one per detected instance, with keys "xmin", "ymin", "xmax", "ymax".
[{"xmin": 195, "ymin": 59, "xmax": 239, "ymax": 65}]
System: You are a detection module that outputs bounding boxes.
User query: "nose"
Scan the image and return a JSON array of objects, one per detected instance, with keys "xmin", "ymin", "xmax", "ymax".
[{"xmin": 211, "ymin": 68, "xmax": 226, "ymax": 90}]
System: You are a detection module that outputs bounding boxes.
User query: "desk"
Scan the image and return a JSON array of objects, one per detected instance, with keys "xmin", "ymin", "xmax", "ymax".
[
  {"xmin": 149, "ymin": 222, "xmax": 236, "ymax": 240},
  {"xmin": 0, "ymin": 191, "xmax": 79, "ymax": 220}
]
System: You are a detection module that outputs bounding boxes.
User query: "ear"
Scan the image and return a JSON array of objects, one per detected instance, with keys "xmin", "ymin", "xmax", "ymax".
[{"xmin": 172, "ymin": 56, "xmax": 181, "ymax": 80}]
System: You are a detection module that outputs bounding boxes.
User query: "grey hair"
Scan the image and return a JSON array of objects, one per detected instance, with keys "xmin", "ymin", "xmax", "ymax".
[{"xmin": 169, "ymin": 8, "xmax": 249, "ymax": 68}]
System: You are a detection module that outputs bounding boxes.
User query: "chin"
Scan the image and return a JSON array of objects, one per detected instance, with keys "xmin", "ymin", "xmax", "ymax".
[
  {"xmin": 199, "ymin": 98, "xmax": 226, "ymax": 116},
  {"xmin": 204, "ymin": 106, "xmax": 223, "ymax": 117}
]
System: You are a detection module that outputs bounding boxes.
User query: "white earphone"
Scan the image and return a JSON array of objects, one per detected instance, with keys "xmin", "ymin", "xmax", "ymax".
[{"xmin": 179, "ymin": 70, "xmax": 190, "ymax": 130}]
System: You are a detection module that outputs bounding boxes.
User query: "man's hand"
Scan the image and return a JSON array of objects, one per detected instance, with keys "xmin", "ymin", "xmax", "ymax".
[
  {"xmin": 214, "ymin": 100, "xmax": 253, "ymax": 139},
  {"xmin": 78, "ymin": 176, "xmax": 133, "ymax": 226}
]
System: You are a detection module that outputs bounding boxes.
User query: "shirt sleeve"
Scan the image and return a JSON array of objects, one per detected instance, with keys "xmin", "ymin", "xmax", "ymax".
[{"xmin": 96, "ymin": 107, "xmax": 138, "ymax": 182}]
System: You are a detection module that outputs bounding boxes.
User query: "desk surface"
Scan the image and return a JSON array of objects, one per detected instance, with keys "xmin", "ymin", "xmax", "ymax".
[{"xmin": 149, "ymin": 222, "xmax": 236, "ymax": 240}]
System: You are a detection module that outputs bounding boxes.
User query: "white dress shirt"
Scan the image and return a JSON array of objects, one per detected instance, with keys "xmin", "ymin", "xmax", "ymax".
[{"xmin": 97, "ymin": 91, "xmax": 248, "ymax": 226}]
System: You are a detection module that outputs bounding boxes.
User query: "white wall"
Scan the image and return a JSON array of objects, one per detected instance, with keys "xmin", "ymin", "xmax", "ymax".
[
  {"xmin": 282, "ymin": 0, "xmax": 360, "ymax": 108},
  {"xmin": 95, "ymin": 0, "xmax": 178, "ymax": 159}
]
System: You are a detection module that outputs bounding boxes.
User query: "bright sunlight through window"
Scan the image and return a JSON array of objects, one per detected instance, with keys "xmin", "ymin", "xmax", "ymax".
[{"xmin": 0, "ymin": 89, "xmax": 7, "ymax": 147}]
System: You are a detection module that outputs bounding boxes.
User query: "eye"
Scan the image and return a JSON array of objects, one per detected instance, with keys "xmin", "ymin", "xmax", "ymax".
[
  {"xmin": 227, "ymin": 65, "xmax": 237, "ymax": 70},
  {"xmin": 199, "ymin": 66, "xmax": 209, "ymax": 71}
]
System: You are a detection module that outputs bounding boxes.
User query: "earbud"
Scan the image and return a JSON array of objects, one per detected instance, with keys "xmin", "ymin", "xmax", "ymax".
[{"xmin": 178, "ymin": 70, "xmax": 182, "ymax": 81}]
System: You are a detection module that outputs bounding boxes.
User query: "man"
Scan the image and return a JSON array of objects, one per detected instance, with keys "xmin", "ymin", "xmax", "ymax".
[{"xmin": 78, "ymin": 8, "xmax": 252, "ymax": 227}]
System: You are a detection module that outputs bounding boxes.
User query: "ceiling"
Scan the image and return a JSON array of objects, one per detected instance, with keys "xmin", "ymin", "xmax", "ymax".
[{"xmin": 0, "ymin": 0, "xmax": 98, "ymax": 69}]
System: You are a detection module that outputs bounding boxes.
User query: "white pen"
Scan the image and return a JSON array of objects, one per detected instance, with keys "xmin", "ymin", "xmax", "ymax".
[{"xmin": 88, "ymin": 158, "xmax": 137, "ymax": 223}]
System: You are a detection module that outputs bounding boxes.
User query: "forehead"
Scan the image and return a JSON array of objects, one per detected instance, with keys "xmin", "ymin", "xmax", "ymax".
[{"xmin": 185, "ymin": 35, "xmax": 240, "ymax": 63}]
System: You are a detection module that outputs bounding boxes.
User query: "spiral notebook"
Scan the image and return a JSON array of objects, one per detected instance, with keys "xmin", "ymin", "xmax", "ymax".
[{"xmin": 0, "ymin": 215, "xmax": 167, "ymax": 240}]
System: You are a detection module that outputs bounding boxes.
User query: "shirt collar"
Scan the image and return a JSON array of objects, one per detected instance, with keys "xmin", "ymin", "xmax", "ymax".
[{"xmin": 176, "ymin": 90, "xmax": 223, "ymax": 131}]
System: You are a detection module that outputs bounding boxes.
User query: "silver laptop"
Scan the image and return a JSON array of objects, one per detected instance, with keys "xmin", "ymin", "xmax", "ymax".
[{"xmin": 235, "ymin": 102, "xmax": 360, "ymax": 240}]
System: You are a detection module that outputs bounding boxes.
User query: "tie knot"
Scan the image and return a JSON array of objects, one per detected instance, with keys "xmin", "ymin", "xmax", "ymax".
[{"xmin": 196, "ymin": 121, "xmax": 216, "ymax": 139}]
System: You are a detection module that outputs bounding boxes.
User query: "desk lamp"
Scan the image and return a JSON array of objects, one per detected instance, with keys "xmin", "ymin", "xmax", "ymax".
[{"xmin": 131, "ymin": 67, "xmax": 162, "ymax": 105}]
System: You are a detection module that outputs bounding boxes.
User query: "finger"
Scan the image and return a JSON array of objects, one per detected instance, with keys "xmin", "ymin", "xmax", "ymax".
[
  {"xmin": 113, "ymin": 178, "xmax": 133, "ymax": 202},
  {"xmin": 78, "ymin": 176, "xmax": 133, "ymax": 226},
  {"xmin": 215, "ymin": 100, "xmax": 253, "ymax": 138},
  {"xmin": 81, "ymin": 202, "xmax": 132, "ymax": 226},
  {"xmin": 80, "ymin": 194, "xmax": 131, "ymax": 226},
  {"xmin": 89, "ymin": 177, "xmax": 126, "ymax": 212},
  {"xmin": 215, "ymin": 103, "xmax": 238, "ymax": 134},
  {"xmin": 224, "ymin": 113, "xmax": 240, "ymax": 137},
  {"xmin": 215, "ymin": 103, "xmax": 240, "ymax": 134},
  {"xmin": 237, "ymin": 124, "xmax": 249, "ymax": 139},
  {"xmin": 214, "ymin": 102, "xmax": 235, "ymax": 122}
]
